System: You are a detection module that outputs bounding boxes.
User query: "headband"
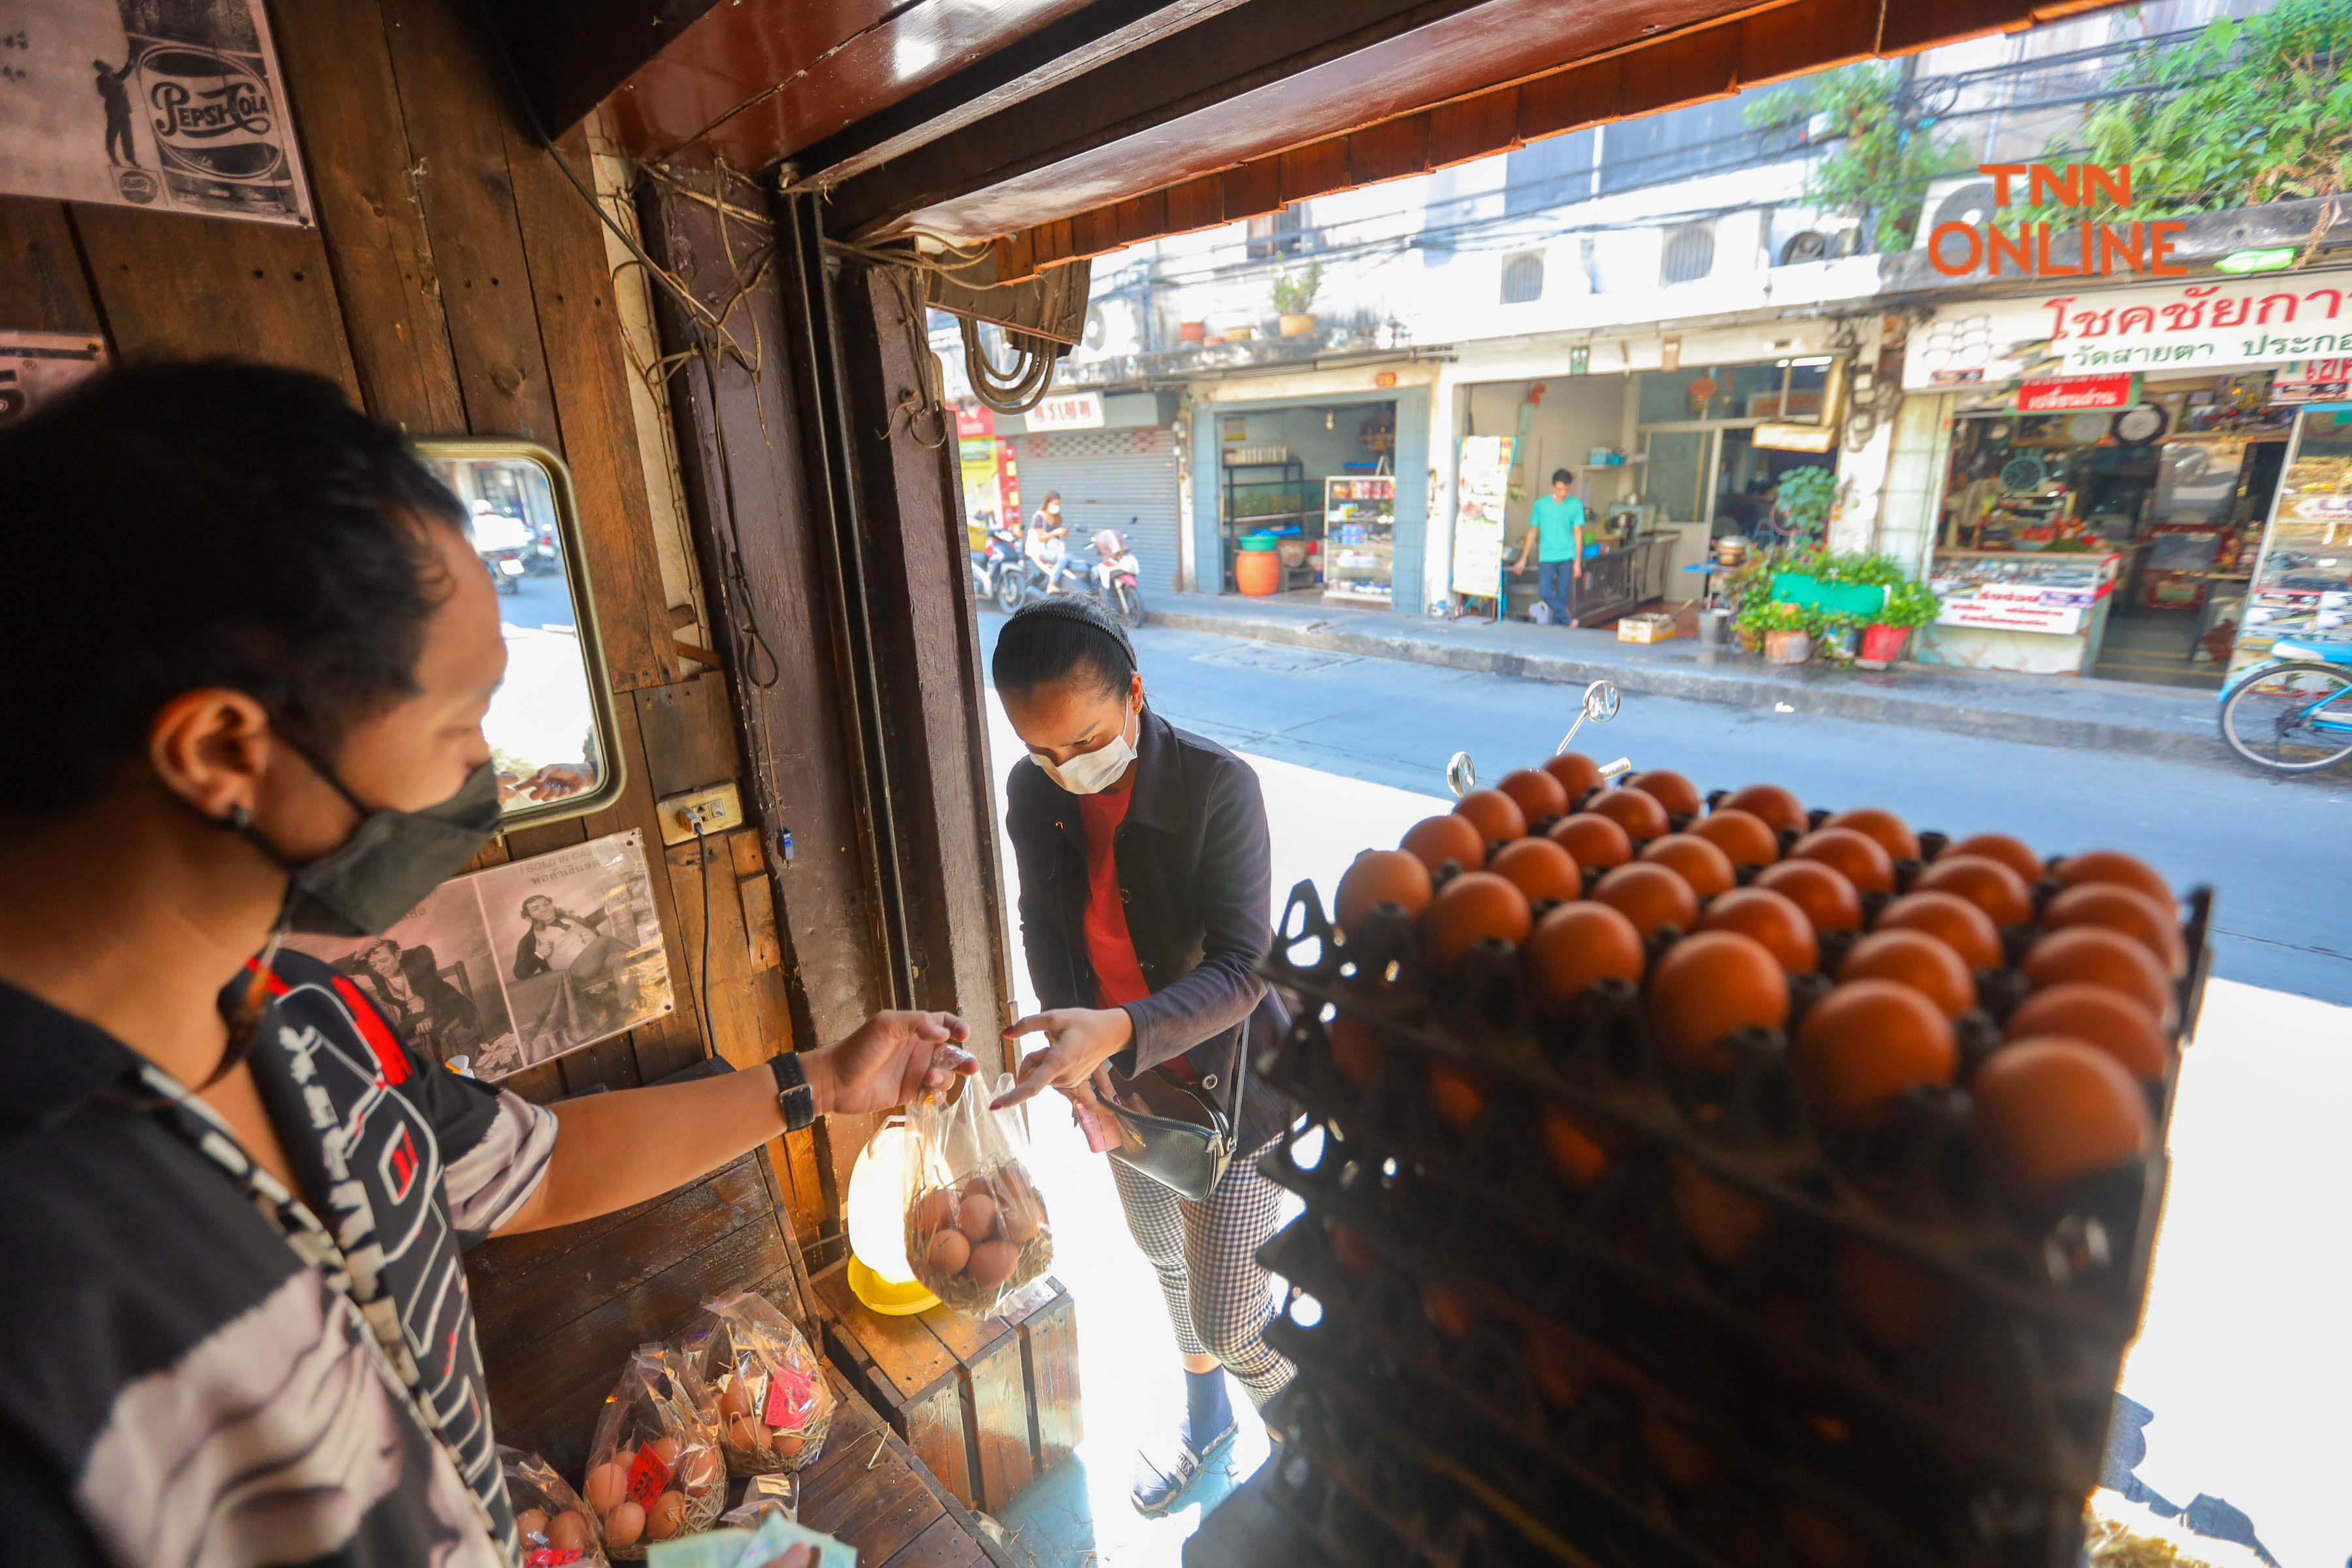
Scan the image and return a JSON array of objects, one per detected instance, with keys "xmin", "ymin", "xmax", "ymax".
[{"xmin": 1004, "ymin": 595, "xmax": 1137, "ymax": 673}]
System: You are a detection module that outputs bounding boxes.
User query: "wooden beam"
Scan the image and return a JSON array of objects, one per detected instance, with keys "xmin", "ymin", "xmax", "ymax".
[{"xmin": 482, "ymin": 0, "xmax": 727, "ymax": 139}]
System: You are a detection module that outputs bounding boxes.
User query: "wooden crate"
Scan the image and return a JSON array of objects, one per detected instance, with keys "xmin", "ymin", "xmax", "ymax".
[
  {"xmin": 799, "ymin": 1364, "xmax": 1019, "ymax": 1568},
  {"xmin": 814, "ymin": 1263, "xmax": 1079, "ymax": 1512}
]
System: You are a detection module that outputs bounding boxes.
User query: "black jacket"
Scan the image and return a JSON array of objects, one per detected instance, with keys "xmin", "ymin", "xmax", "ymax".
[{"xmin": 1005, "ymin": 707, "xmax": 1294, "ymax": 1154}]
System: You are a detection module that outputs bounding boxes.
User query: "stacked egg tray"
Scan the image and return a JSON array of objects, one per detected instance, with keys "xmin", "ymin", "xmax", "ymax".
[{"xmin": 1243, "ymin": 810, "xmax": 2212, "ymax": 1568}]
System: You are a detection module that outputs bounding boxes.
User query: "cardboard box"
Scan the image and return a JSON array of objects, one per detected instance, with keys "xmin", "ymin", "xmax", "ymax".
[{"xmin": 1617, "ymin": 613, "xmax": 1680, "ymax": 644}]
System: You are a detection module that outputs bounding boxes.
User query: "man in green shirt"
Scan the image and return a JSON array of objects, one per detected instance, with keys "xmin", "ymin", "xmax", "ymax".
[{"xmin": 1511, "ymin": 469, "xmax": 1587, "ymax": 625}]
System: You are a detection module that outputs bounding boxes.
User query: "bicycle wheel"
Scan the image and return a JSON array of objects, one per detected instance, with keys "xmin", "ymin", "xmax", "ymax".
[{"xmin": 2219, "ymin": 661, "xmax": 2352, "ymax": 772}]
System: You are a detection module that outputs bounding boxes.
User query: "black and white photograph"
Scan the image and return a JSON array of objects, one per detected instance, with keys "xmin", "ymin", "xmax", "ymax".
[
  {"xmin": 474, "ymin": 829, "xmax": 674, "ymax": 1073},
  {"xmin": 282, "ymin": 878, "xmax": 520, "ymax": 1078}
]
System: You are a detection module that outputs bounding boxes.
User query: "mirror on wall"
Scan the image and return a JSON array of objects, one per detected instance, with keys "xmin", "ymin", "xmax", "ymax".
[{"xmin": 417, "ymin": 440, "xmax": 624, "ymax": 830}]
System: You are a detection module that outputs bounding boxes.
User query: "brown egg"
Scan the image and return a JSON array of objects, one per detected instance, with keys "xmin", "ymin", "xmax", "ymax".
[
  {"xmin": 1592, "ymin": 862, "xmax": 1699, "ymax": 939},
  {"xmin": 912, "ymin": 1188, "xmax": 958, "ymax": 1237},
  {"xmin": 998, "ymin": 1187, "xmax": 1045, "ymax": 1245},
  {"xmin": 1333, "ymin": 848, "xmax": 1433, "ymax": 936},
  {"xmin": 1422, "ymin": 1280, "xmax": 1478, "ymax": 1341},
  {"xmin": 1941, "ymin": 831, "xmax": 2043, "ymax": 886},
  {"xmin": 727, "ymin": 1414, "xmax": 760, "ymax": 1452},
  {"xmin": 1832, "ymin": 1241, "xmax": 1953, "ymax": 1354},
  {"xmin": 1548, "ymin": 811, "xmax": 1633, "ymax": 869},
  {"xmin": 963, "ymin": 1175, "xmax": 994, "ymax": 1199},
  {"xmin": 1822, "ymin": 807, "xmax": 1920, "ymax": 862},
  {"xmin": 1874, "ymin": 890, "xmax": 2002, "ymax": 972},
  {"xmin": 1670, "ymin": 1156, "xmax": 1772, "ymax": 1267},
  {"xmin": 1427, "ymin": 1058, "xmax": 1492, "ymax": 1131},
  {"xmin": 548, "ymin": 1509, "xmax": 592, "ymax": 1552},
  {"xmin": 1647, "ymin": 931, "xmax": 1789, "ymax": 1071},
  {"xmin": 1527, "ymin": 1331, "xmax": 1586, "ymax": 1408},
  {"xmin": 1452, "ymin": 787, "xmax": 1528, "ymax": 845},
  {"xmin": 603, "ymin": 1500, "xmax": 645, "ymax": 1548},
  {"xmin": 1838, "ymin": 928, "xmax": 1976, "ymax": 1019},
  {"xmin": 958, "ymin": 1192, "xmax": 1000, "ymax": 1243},
  {"xmin": 583, "ymin": 1461, "xmax": 628, "ymax": 1514},
  {"xmin": 967, "ymin": 1239, "xmax": 1021, "ymax": 1290},
  {"xmin": 1640, "ymin": 1404, "xmax": 1723, "ymax": 1492},
  {"xmin": 1689, "ymin": 806, "xmax": 1780, "ymax": 867},
  {"xmin": 649, "ymin": 1437, "xmax": 681, "ymax": 1468},
  {"xmin": 1544, "ymin": 751, "xmax": 1606, "ymax": 799},
  {"xmin": 1914, "ymin": 854, "xmax": 2034, "ymax": 927},
  {"xmin": 926, "ymin": 1228, "xmax": 972, "ymax": 1277},
  {"xmin": 1497, "ymin": 766, "xmax": 1571, "ymax": 823},
  {"xmin": 720, "ymin": 1380, "xmax": 756, "ymax": 1421},
  {"xmin": 1720, "ymin": 783, "xmax": 1806, "ymax": 834},
  {"xmin": 646, "ymin": 1490, "xmax": 689, "ymax": 1541},
  {"xmin": 2054, "ymin": 849, "xmax": 2172, "ymax": 906},
  {"xmin": 1971, "ymin": 1038, "xmax": 2155, "ymax": 1203},
  {"xmin": 1791, "ymin": 826, "xmax": 1895, "ymax": 895},
  {"xmin": 1522, "ymin": 901, "xmax": 1647, "ymax": 1015},
  {"xmin": 1588, "ymin": 785, "xmax": 1672, "ymax": 841},
  {"xmin": 2004, "ymin": 983, "xmax": 2170, "ymax": 1082},
  {"xmin": 1331, "ymin": 1224, "xmax": 1381, "ymax": 1281},
  {"xmin": 1697, "ymin": 887, "xmax": 1818, "ymax": 974},
  {"xmin": 680, "ymin": 1447, "xmax": 723, "ymax": 1493},
  {"xmin": 2043, "ymin": 883, "xmax": 2186, "ymax": 975},
  {"xmin": 1490, "ymin": 836, "xmax": 1583, "ymax": 904},
  {"xmin": 1627, "ymin": 768, "xmax": 1704, "ymax": 817},
  {"xmin": 1793, "ymin": 980, "xmax": 1958, "ymax": 1131},
  {"xmin": 1755, "ymin": 859, "xmax": 1863, "ymax": 933},
  {"xmin": 2021, "ymin": 927, "xmax": 2174, "ymax": 1028},
  {"xmin": 1328, "ymin": 1014, "xmax": 1386, "ymax": 1089},
  {"xmin": 514, "ymin": 1509, "xmax": 549, "ymax": 1542},
  {"xmin": 1538, "ymin": 1100, "xmax": 1612, "ymax": 1188},
  {"xmin": 773, "ymin": 1434, "xmax": 806, "ymax": 1463},
  {"xmin": 1420, "ymin": 870, "xmax": 1533, "ymax": 968},
  {"xmin": 1401, "ymin": 812, "xmax": 1488, "ymax": 874},
  {"xmin": 1640, "ymin": 833, "xmax": 1737, "ymax": 898}
]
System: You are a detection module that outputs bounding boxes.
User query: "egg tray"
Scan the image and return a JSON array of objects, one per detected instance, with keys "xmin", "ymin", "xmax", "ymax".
[{"xmin": 1256, "ymin": 1126, "xmax": 2085, "ymax": 1568}]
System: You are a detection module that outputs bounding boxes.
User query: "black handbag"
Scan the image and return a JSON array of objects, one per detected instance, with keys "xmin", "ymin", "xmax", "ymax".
[{"xmin": 1102, "ymin": 1054, "xmax": 1246, "ymax": 1202}]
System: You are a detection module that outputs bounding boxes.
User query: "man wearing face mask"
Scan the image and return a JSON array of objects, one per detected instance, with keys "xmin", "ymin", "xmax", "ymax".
[
  {"xmin": 988, "ymin": 596, "xmax": 1296, "ymax": 1518},
  {"xmin": 0, "ymin": 363, "xmax": 975, "ymax": 1567}
]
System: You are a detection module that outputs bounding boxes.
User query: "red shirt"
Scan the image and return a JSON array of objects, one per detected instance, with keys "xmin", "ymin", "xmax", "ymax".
[{"xmin": 1078, "ymin": 789, "xmax": 1152, "ymax": 1009}]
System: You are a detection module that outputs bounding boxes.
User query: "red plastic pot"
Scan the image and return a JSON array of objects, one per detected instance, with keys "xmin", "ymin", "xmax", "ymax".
[{"xmin": 1861, "ymin": 623, "xmax": 1910, "ymax": 662}]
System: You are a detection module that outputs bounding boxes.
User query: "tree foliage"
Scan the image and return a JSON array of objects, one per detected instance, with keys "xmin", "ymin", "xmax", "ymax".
[
  {"xmin": 1744, "ymin": 63, "xmax": 1965, "ymax": 253},
  {"xmin": 2042, "ymin": 0, "xmax": 2352, "ymax": 220}
]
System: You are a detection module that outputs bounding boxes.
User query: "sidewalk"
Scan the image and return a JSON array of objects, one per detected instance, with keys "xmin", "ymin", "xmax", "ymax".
[{"xmin": 1146, "ymin": 593, "xmax": 2229, "ymax": 764}]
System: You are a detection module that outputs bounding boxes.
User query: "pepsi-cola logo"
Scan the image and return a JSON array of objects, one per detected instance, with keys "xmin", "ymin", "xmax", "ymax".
[{"xmin": 142, "ymin": 47, "xmax": 274, "ymax": 142}]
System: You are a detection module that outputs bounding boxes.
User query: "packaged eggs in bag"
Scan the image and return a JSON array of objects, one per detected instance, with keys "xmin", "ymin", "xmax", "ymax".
[
  {"xmin": 678, "ymin": 1289, "xmax": 832, "ymax": 1476},
  {"xmin": 903, "ymin": 1072, "xmax": 1054, "ymax": 1316},
  {"xmin": 579, "ymin": 1345, "xmax": 727, "ymax": 1558},
  {"xmin": 500, "ymin": 1445, "xmax": 610, "ymax": 1567}
]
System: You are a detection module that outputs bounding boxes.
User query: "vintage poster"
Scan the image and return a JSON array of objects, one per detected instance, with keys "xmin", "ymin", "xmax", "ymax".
[
  {"xmin": 1451, "ymin": 434, "xmax": 1514, "ymax": 600},
  {"xmin": 0, "ymin": 330, "xmax": 106, "ymax": 427},
  {"xmin": 0, "ymin": 0, "xmax": 312, "ymax": 227},
  {"xmin": 285, "ymin": 830, "xmax": 675, "ymax": 1082}
]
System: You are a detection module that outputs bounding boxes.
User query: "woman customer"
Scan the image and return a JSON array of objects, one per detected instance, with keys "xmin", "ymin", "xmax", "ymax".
[{"xmin": 989, "ymin": 596, "xmax": 1295, "ymax": 1514}]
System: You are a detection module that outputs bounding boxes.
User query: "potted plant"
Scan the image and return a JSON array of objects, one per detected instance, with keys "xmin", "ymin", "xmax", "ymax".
[
  {"xmin": 1862, "ymin": 580, "xmax": 1941, "ymax": 664},
  {"xmin": 1810, "ymin": 605, "xmax": 1861, "ymax": 662},
  {"xmin": 1741, "ymin": 600, "xmax": 1814, "ymax": 664},
  {"xmin": 1180, "ymin": 320, "xmax": 1207, "ymax": 343},
  {"xmin": 1772, "ymin": 466, "xmax": 1838, "ymax": 549},
  {"xmin": 1271, "ymin": 261, "xmax": 1324, "ymax": 336}
]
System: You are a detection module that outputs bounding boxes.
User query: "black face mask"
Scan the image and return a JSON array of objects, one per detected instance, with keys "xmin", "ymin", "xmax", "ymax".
[{"xmin": 231, "ymin": 742, "xmax": 503, "ymax": 938}]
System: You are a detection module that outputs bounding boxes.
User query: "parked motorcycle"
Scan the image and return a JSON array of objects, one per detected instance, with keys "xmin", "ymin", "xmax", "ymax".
[
  {"xmin": 972, "ymin": 520, "xmax": 1027, "ymax": 612},
  {"xmin": 469, "ymin": 503, "xmax": 532, "ymax": 596},
  {"xmin": 1019, "ymin": 537, "xmax": 1088, "ymax": 601},
  {"xmin": 1089, "ymin": 524, "xmax": 1145, "ymax": 627}
]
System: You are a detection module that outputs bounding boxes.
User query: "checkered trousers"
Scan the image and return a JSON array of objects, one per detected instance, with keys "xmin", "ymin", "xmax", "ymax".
[{"xmin": 1110, "ymin": 1136, "xmax": 1295, "ymax": 1407}]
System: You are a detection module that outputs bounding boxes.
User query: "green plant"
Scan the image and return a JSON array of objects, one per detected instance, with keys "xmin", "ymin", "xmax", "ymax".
[
  {"xmin": 1877, "ymin": 581, "xmax": 1944, "ymax": 628},
  {"xmin": 1738, "ymin": 599, "xmax": 1813, "ymax": 637},
  {"xmin": 2026, "ymin": 0, "xmax": 2352, "ymax": 223},
  {"xmin": 1744, "ymin": 63, "xmax": 1967, "ymax": 252},
  {"xmin": 1774, "ymin": 466, "xmax": 1840, "ymax": 547},
  {"xmin": 1271, "ymin": 261, "xmax": 1324, "ymax": 316}
]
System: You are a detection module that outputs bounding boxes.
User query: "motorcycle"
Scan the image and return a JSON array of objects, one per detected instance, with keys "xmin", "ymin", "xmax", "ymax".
[
  {"xmin": 469, "ymin": 504, "xmax": 533, "ymax": 597},
  {"xmin": 1088, "ymin": 524, "xmax": 1145, "ymax": 627},
  {"xmin": 1019, "ymin": 535, "xmax": 1088, "ymax": 601},
  {"xmin": 972, "ymin": 520, "xmax": 1027, "ymax": 612},
  {"xmin": 523, "ymin": 518, "xmax": 563, "ymax": 576}
]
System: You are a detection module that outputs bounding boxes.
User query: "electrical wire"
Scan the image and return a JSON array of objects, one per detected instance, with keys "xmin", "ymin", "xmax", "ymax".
[
  {"xmin": 959, "ymin": 314, "xmax": 1061, "ymax": 412},
  {"xmin": 693, "ymin": 818, "xmax": 715, "ymax": 1053}
]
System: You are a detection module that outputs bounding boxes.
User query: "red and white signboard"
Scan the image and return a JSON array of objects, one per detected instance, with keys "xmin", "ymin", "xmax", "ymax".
[
  {"xmin": 1934, "ymin": 578, "xmax": 2114, "ymax": 635},
  {"xmin": 2016, "ymin": 373, "xmax": 2136, "ymax": 412},
  {"xmin": 2272, "ymin": 358, "xmax": 2352, "ymax": 404},
  {"xmin": 1024, "ymin": 391, "xmax": 1105, "ymax": 431}
]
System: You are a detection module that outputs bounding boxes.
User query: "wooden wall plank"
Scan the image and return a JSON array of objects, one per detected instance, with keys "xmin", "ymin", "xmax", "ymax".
[
  {"xmin": 1017, "ymin": 1286, "xmax": 1081, "ymax": 1473},
  {"xmin": 964, "ymin": 1332, "xmax": 1034, "ymax": 1511},
  {"xmin": 270, "ymin": 0, "xmax": 465, "ymax": 433},
  {"xmin": 0, "ymin": 198, "xmax": 102, "ymax": 332},
  {"xmin": 634, "ymin": 675, "xmax": 742, "ymax": 797},
  {"xmin": 881, "ymin": 1512, "xmax": 994, "ymax": 1568}
]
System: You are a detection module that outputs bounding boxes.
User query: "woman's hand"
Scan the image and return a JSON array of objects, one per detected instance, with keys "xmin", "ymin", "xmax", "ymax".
[
  {"xmin": 992, "ymin": 1007, "xmax": 1135, "ymax": 1109},
  {"xmin": 804, "ymin": 1011, "xmax": 976, "ymax": 1117}
]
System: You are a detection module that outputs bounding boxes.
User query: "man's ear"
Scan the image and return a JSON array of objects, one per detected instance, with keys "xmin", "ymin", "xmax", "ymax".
[{"xmin": 148, "ymin": 689, "xmax": 274, "ymax": 823}]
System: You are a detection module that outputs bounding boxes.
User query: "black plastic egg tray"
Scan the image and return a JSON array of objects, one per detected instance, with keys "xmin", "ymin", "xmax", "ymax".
[{"xmin": 1245, "ymin": 808, "xmax": 2212, "ymax": 1568}]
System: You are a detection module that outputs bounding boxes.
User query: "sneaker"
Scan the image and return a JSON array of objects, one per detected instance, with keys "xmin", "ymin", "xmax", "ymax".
[{"xmin": 1129, "ymin": 1416, "xmax": 1237, "ymax": 1517}]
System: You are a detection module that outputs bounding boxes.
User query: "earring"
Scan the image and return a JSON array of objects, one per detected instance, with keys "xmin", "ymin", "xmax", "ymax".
[{"xmin": 228, "ymin": 803, "xmax": 253, "ymax": 830}]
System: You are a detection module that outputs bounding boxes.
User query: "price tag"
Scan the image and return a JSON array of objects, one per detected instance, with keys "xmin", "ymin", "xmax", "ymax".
[
  {"xmin": 625, "ymin": 1443, "xmax": 674, "ymax": 1507},
  {"xmin": 764, "ymin": 1365, "xmax": 819, "ymax": 1429},
  {"xmin": 525, "ymin": 1552, "xmax": 583, "ymax": 1567}
]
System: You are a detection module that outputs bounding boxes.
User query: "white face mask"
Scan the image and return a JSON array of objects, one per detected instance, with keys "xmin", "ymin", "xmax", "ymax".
[{"xmin": 1036, "ymin": 700, "xmax": 1138, "ymax": 795}]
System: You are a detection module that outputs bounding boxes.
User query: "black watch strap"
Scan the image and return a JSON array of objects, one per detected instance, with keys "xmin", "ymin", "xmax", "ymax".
[{"xmin": 768, "ymin": 1053, "xmax": 815, "ymax": 1132}]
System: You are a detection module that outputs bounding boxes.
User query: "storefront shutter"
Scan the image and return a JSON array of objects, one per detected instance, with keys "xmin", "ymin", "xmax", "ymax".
[{"xmin": 1010, "ymin": 427, "xmax": 1182, "ymax": 591}]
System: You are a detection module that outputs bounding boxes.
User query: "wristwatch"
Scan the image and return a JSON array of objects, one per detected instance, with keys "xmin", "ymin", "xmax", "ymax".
[{"xmin": 768, "ymin": 1053, "xmax": 816, "ymax": 1131}]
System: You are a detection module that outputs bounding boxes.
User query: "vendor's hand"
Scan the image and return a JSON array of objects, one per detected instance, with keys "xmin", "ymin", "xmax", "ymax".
[
  {"xmin": 993, "ymin": 1007, "xmax": 1135, "ymax": 1109},
  {"xmin": 525, "ymin": 762, "xmax": 595, "ymax": 800},
  {"xmin": 804, "ymin": 1011, "xmax": 975, "ymax": 1117}
]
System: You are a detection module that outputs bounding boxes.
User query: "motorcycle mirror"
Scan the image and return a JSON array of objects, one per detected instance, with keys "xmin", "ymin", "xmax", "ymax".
[
  {"xmin": 1445, "ymin": 751, "xmax": 1477, "ymax": 798},
  {"xmin": 1556, "ymin": 679, "xmax": 1621, "ymax": 754}
]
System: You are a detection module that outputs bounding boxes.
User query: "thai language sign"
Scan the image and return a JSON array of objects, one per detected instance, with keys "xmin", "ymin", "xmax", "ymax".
[
  {"xmin": 1906, "ymin": 273, "xmax": 2352, "ymax": 389},
  {"xmin": 2016, "ymin": 373, "xmax": 2137, "ymax": 412},
  {"xmin": 1450, "ymin": 434, "xmax": 1514, "ymax": 600},
  {"xmin": 0, "ymin": 0, "xmax": 310, "ymax": 227}
]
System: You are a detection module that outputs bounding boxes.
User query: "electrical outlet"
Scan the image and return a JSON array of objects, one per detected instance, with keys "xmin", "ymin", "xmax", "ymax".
[{"xmin": 657, "ymin": 781, "xmax": 744, "ymax": 845}]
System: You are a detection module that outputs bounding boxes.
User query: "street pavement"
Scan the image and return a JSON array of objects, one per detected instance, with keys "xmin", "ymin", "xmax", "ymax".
[{"xmin": 977, "ymin": 614, "xmax": 2352, "ymax": 1007}]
